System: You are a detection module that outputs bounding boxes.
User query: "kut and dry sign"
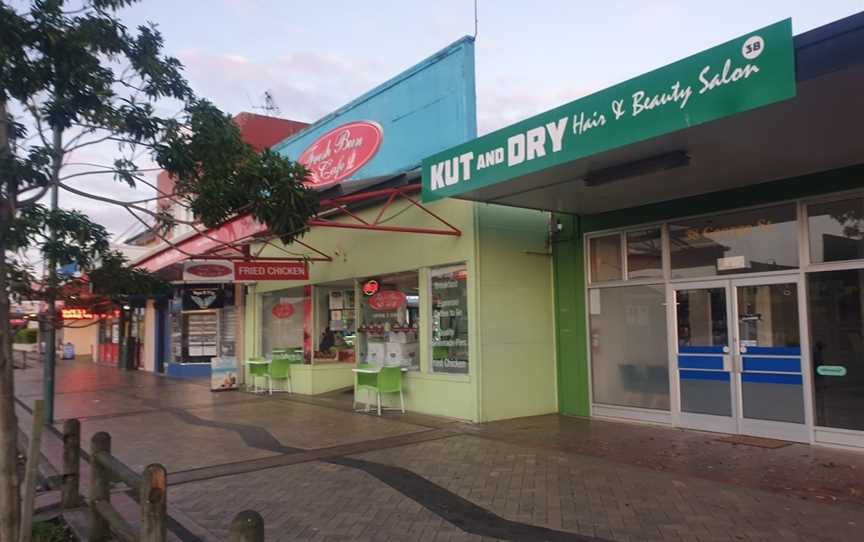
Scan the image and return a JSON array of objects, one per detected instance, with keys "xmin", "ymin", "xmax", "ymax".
[{"xmin": 422, "ymin": 20, "xmax": 795, "ymax": 202}]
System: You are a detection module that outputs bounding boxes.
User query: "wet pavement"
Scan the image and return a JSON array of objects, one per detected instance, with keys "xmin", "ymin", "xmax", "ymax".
[{"xmin": 13, "ymin": 360, "xmax": 864, "ymax": 541}]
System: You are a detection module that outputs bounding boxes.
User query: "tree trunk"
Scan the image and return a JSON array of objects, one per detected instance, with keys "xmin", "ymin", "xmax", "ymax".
[{"xmin": 0, "ymin": 98, "xmax": 22, "ymax": 542}]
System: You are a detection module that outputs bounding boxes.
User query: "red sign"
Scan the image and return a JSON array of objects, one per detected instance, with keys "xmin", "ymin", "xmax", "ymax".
[
  {"xmin": 367, "ymin": 290, "xmax": 407, "ymax": 311},
  {"xmin": 297, "ymin": 121, "xmax": 383, "ymax": 186},
  {"xmin": 185, "ymin": 263, "xmax": 233, "ymax": 278},
  {"xmin": 362, "ymin": 279, "xmax": 380, "ymax": 296},
  {"xmin": 271, "ymin": 302, "xmax": 295, "ymax": 319},
  {"xmin": 234, "ymin": 261, "xmax": 308, "ymax": 281},
  {"xmin": 61, "ymin": 308, "xmax": 94, "ymax": 320}
]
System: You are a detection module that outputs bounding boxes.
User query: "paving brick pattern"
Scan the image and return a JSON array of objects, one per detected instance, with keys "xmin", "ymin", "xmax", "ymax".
[
  {"xmin": 353, "ymin": 435, "xmax": 861, "ymax": 542},
  {"xmin": 13, "ymin": 362, "xmax": 864, "ymax": 541},
  {"xmin": 170, "ymin": 460, "xmax": 499, "ymax": 542}
]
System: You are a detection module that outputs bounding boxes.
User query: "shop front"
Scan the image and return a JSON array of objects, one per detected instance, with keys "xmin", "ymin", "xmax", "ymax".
[
  {"xmin": 422, "ymin": 14, "xmax": 864, "ymax": 446},
  {"xmin": 241, "ymin": 33, "xmax": 555, "ymax": 421}
]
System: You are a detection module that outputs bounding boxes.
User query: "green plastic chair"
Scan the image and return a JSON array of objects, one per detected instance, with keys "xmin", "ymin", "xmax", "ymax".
[
  {"xmin": 355, "ymin": 365, "xmax": 404, "ymax": 416},
  {"xmin": 247, "ymin": 357, "xmax": 270, "ymax": 394},
  {"xmin": 269, "ymin": 357, "xmax": 293, "ymax": 393}
]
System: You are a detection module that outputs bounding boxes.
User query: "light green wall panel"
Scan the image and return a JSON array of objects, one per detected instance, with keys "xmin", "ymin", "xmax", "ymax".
[{"xmin": 476, "ymin": 204, "xmax": 557, "ymax": 422}]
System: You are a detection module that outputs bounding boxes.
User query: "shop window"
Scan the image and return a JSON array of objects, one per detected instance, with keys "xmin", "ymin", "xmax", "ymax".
[
  {"xmin": 808, "ymin": 197, "xmax": 864, "ymax": 264},
  {"xmin": 314, "ymin": 282, "xmax": 356, "ymax": 363},
  {"xmin": 808, "ymin": 270, "xmax": 864, "ymax": 431},
  {"xmin": 589, "ymin": 285, "xmax": 670, "ymax": 410},
  {"xmin": 260, "ymin": 287, "xmax": 310, "ymax": 362},
  {"xmin": 589, "ymin": 234, "xmax": 622, "ymax": 282},
  {"xmin": 669, "ymin": 204, "xmax": 798, "ymax": 278},
  {"xmin": 358, "ymin": 271, "xmax": 420, "ymax": 370},
  {"xmin": 431, "ymin": 264, "xmax": 469, "ymax": 374},
  {"xmin": 627, "ymin": 228, "xmax": 663, "ymax": 279}
]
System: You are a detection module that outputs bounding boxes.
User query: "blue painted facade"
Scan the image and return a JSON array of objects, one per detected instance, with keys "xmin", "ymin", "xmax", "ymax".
[{"xmin": 273, "ymin": 36, "xmax": 476, "ymax": 178}]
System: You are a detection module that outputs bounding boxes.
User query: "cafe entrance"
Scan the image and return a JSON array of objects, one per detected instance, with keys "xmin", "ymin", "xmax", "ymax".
[{"xmin": 673, "ymin": 274, "xmax": 811, "ymax": 442}]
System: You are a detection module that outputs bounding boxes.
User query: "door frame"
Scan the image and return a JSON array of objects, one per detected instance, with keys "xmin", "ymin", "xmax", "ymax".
[
  {"xmin": 731, "ymin": 273, "xmax": 813, "ymax": 442},
  {"xmin": 669, "ymin": 273, "xmax": 813, "ymax": 442},
  {"xmin": 669, "ymin": 279, "xmax": 737, "ymax": 435}
]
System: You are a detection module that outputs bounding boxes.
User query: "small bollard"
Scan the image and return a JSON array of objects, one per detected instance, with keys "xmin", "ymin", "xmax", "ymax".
[
  {"xmin": 140, "ymin": 464, "xmax": 168, "ymax": 542},
  {"xmin": 90, "ymin": 432, "xmax": 112, "ymax": 542},
  {"xmin": 61, "ymin": 419, "xmax": 81, "ymax": 508},
  {"xmin": 229, "ymin": 510, "xmax": 265, "ymax": 542}
]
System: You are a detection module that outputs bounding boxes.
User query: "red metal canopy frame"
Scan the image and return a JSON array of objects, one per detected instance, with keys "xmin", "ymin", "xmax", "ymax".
[{"xmin": 135, "ymin": 183, "xmax": 461, "ymax": 272}]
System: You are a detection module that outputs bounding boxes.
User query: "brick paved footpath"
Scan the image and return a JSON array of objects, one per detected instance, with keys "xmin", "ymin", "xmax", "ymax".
[{"xmin": 13, "ymin": 361, "xmax": 864, "ymax": 541}]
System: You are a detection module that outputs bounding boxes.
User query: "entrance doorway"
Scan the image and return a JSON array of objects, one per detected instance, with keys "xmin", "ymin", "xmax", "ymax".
[{"xmin": 672, "ymin": 276, "xmax": 810, "ymax": 442}]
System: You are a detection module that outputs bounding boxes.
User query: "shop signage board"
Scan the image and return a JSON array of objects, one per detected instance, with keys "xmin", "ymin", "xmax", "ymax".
[
  {"xmin": 297, "ymin": 121, "xmax": 383, "ymax": 186},
  {"xmin": 61, "ymin": 308, "xmax": 94, "ymax": 320},
  {"xmin": 234, "ymin": 261, "xmax": 309, "ymax": 281},
  {"xmin": 368, "ymin": 290, "xmax": 407, "ymax": 311},
  {"xmin": 211, "ymin": 356, "xmax": 239, "ymax": 391},
  {"xmin": 183, "ymin": 287, "xmax": 224, "ymax": 310},
  {"xmin": 274, "ymin": 37, "xmax": 476, "ymax": 184},
  {"xmin": 422, "ymin": 19, "xmax": 795, "ymax": 202},
  {"xmin": 183, "ymin": 261, "xmax": 235, "ymax": 282}
]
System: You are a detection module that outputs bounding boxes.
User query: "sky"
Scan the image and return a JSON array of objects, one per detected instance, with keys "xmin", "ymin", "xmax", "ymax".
[{"xmin": 42, "ymin": 0, "xmax": 864, "ymax": 244}]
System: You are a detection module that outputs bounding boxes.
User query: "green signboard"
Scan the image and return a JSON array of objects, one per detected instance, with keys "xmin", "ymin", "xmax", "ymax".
[{"xmin": 422, "ymin": 19, "xmax": 795, "ymax": 202}]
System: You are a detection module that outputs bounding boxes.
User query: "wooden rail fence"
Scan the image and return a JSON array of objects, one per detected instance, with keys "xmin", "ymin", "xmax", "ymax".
[{"xmin": 59, "ymin": 420, "xmax": 265, "ymax": 541}]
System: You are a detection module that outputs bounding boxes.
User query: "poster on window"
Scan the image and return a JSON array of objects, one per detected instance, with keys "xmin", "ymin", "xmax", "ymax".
[{"xmin": 431, "ymin": 265, "xmax": 469, "ymax": 374}]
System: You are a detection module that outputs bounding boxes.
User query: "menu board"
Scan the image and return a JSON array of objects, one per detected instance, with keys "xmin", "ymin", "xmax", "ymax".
[{"xmin": 431, "ymin": 265, "xmax": 469, "ymax": 374}]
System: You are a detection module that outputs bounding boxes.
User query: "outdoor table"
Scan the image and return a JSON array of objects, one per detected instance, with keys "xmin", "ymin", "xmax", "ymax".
[
  {"xmin": 246, "ymin": 358, "xmax": 271, "ymax": 393},
  {"xmin": 352, "ymin": 365, "xmax": 408, "ymax": 412}
]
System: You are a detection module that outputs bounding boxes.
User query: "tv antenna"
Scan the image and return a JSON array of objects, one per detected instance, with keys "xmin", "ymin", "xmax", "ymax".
[{"xmin": 253, "ymin": 90, "xmax": 281, "ymax": 116}]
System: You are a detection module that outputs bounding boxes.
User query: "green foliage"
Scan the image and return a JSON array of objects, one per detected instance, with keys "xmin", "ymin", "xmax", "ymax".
[
  {"xmin": 160, "ymin": 102, "xmax": 318, "ymax": 243},
  {"xmin": 87, "ymin": 251, "xmax": 170, "ymax": 299},
  {"xmin": 31, "ymin": 519, "xmax": 74, "ymax": 542},
  {"xmin": 13, "ymin": 328, "xmax": 37, "ymax": 344}
]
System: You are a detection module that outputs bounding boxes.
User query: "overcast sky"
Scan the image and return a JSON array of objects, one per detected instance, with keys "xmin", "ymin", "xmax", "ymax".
[{"xmin": 47, "ymin": 0, "xmax": 864, "ymax": 243}]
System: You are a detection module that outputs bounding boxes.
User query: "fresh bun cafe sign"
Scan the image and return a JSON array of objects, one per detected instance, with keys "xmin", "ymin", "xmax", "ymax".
[
  {"xmin": 298, "ymin": 121, "xmax": 383, "ymax": 186},
  {"xmin": 422, "ymin": 20, "xmax": 795, "ymax": 202}
]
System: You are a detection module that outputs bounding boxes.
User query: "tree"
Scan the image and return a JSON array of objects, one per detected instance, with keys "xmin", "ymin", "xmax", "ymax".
[{"xmin": 0, "ymin": 1, "xmax": 317, "ymax": 538}]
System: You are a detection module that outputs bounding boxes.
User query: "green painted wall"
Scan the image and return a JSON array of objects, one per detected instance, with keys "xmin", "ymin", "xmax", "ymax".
[
  {"xmin": 476, "ymin": 204, "xmax": 557, "ymax": 422},
  {"xmin": 551, "ymin": 214, "xmax": 590, "ymax": 417}
]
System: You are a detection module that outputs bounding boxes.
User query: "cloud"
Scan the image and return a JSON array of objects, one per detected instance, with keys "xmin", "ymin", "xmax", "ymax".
[
  {"xmin": 176, "ymin": 49, "xmax": 382, "ymax": 124},
  {"xmin": 476, "ymin": 77, "xmax": 607, "ymax": 135}
]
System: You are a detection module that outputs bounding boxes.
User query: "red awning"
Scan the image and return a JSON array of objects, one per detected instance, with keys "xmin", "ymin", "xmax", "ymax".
[{"xmin": 133, "ymin": 176, "xmax": 461, "ymax": 273}]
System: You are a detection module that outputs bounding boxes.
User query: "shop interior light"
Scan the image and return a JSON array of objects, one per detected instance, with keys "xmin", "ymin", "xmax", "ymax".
[{"xmin": 583, "ymin": 151, "xmax": 690, "ymax": 187}]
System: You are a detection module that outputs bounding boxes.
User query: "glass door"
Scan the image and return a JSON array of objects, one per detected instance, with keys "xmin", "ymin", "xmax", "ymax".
[
  {"xmin": 732, "ymin": 277, "xmax": 808, "ymax": 442},
  {"xmin": 673, "ymin": 282, "xmax": 738, "ymax": 434},
  {"xmin": 673, "ymin": 277, "xmax": 809, "ymax": 441}
]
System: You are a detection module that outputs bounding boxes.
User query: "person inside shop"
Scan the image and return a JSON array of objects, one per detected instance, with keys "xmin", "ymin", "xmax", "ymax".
[{"xmin": 319, "ymin": 326, "xmax": 335, "ymax": 353}]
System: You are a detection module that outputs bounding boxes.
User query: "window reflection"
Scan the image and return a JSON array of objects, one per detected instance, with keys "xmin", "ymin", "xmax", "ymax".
[
  {"xmin": 589, "ymin": 285, "xmax": 670, "ymax": 410},
  {"xmin": 670, "ymin": 204, "xmax": 798, "ymax": 278},
  {"xmin": 627, "ymin": 228, "xmax": 663, "ymax": 279},
  {"xmin": 808, "ymin": 270, "xmax": 864, "ymax": 431},
  {"xmin": 589, "ymin": 234, "xmax": 622, "ymax": 282},
  {"xmin": 808, "ymin": 198, "xmax": 864, "ymax": 263}
]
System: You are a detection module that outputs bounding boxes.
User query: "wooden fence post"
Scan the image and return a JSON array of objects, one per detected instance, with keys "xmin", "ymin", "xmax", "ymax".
[
  {"xmin": 229, "ymin": 510, "xmax": 264, "ymax": 542},
  {"xmin": 140, "ymin": 464, "xmax": 167, "ymax": 542},
  {"xmin": 18, "ymin": 399, "xmax": 45, "ymax": 542},
  {"xmin": 61, "ymin": 419, "xmax": 81, "ymax": 508},
  {"xmin": 90, "ymin": 432, "xmax": 111, "ymax": 542}
]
